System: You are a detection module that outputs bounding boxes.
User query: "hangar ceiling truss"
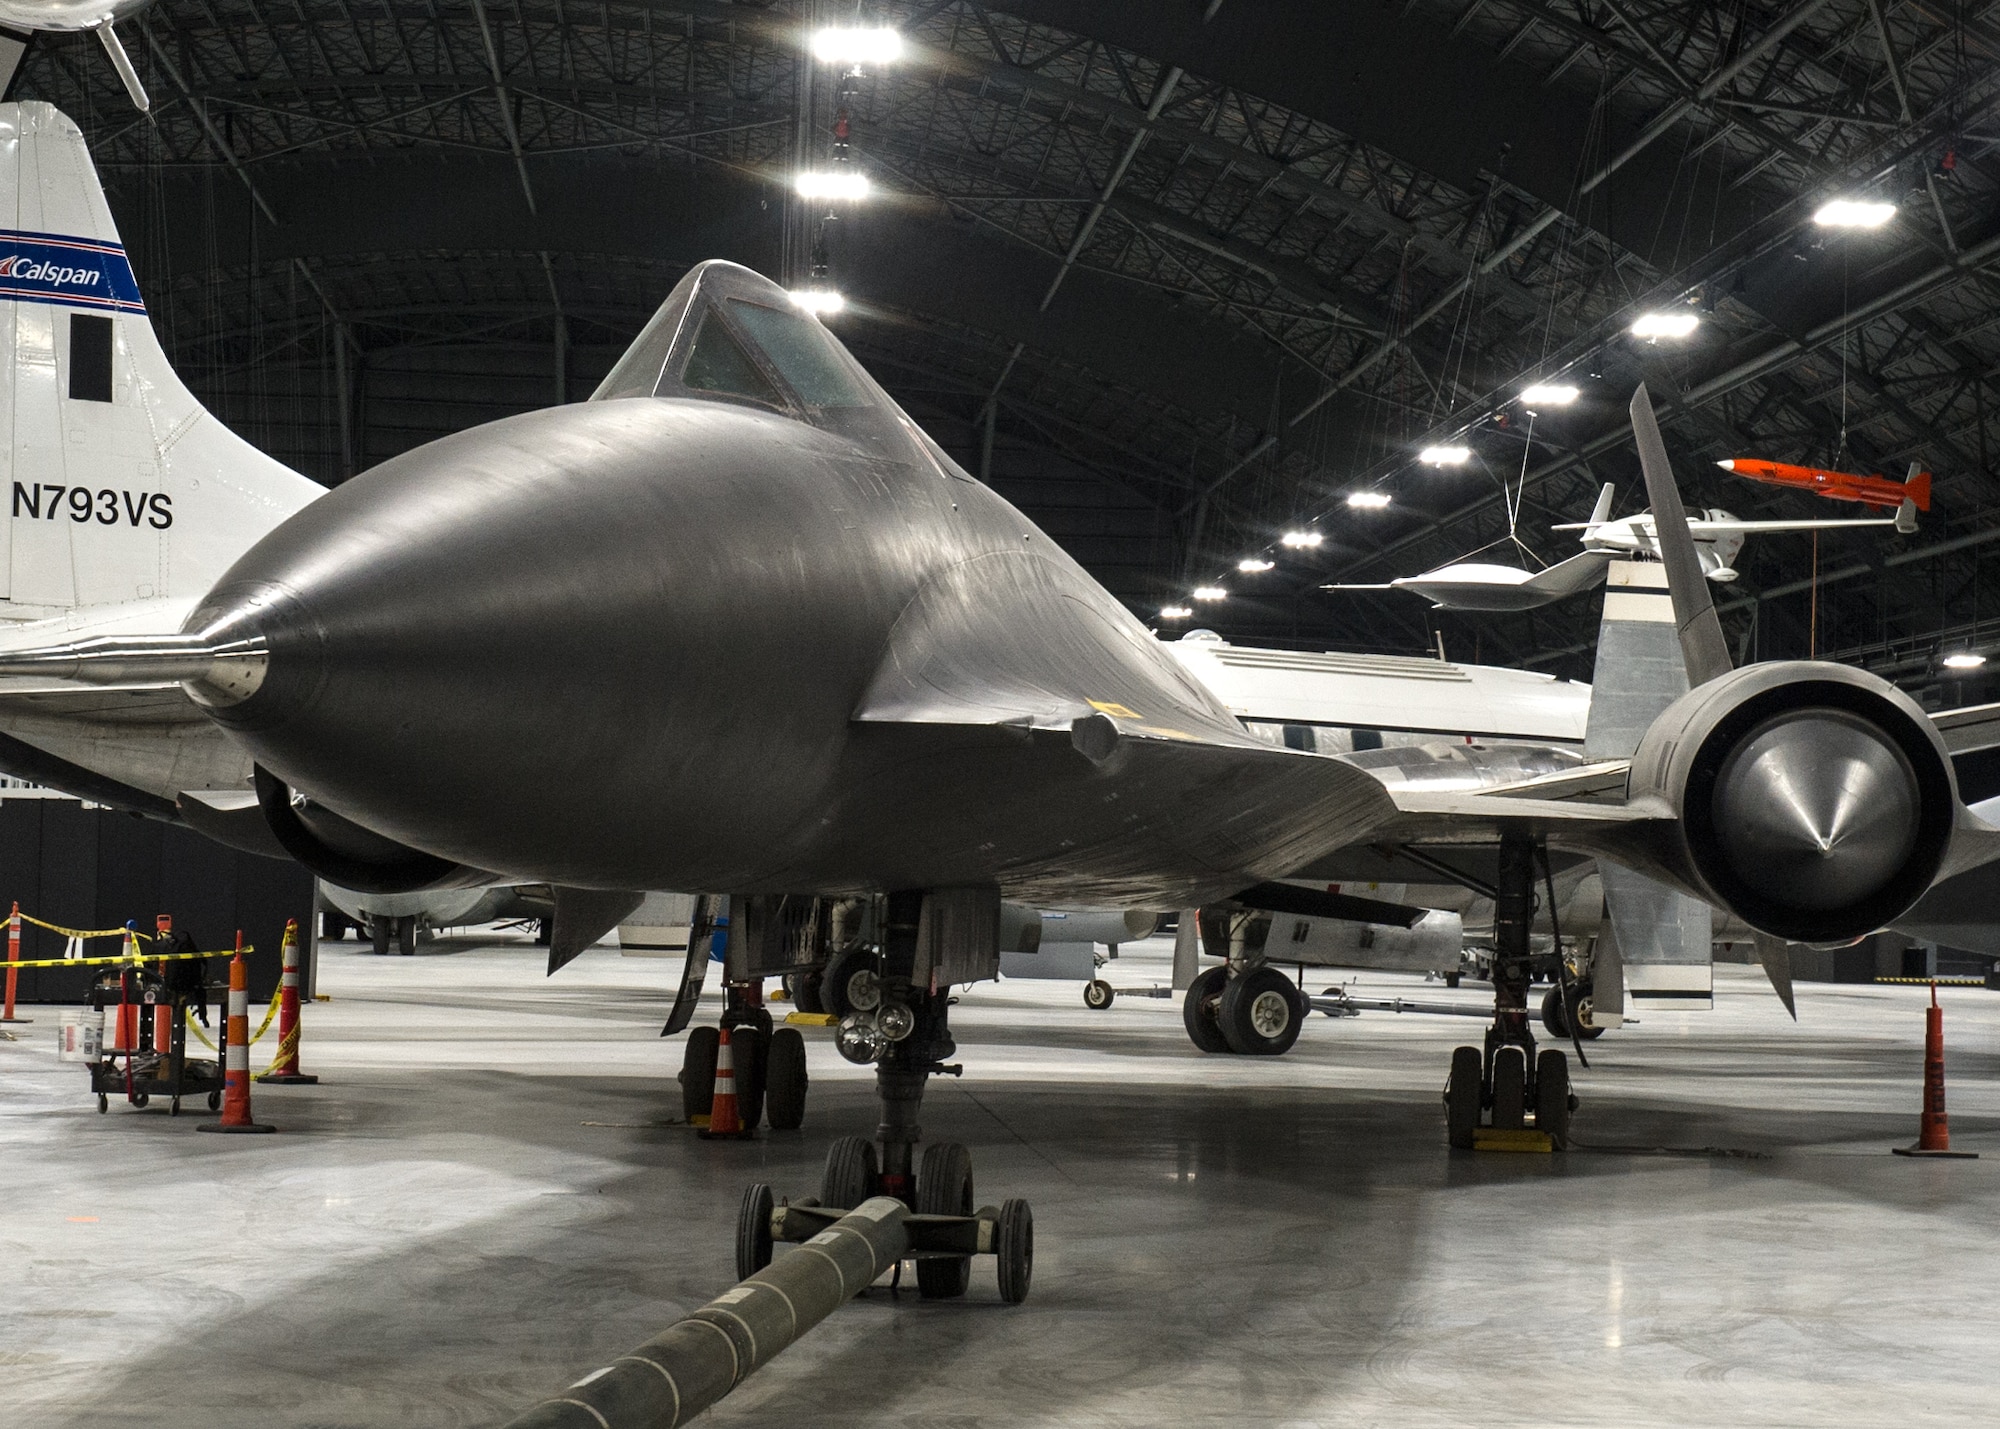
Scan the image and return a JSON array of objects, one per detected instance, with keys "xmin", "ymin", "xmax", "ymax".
[{"xmin": 15, "ymin": 0, "xmax": 2000, "ymax": 681}]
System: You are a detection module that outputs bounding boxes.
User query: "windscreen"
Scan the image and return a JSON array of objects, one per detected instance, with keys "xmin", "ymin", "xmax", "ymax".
[
  {"xmin": 683, "ymin": 311, "xmax": 785, "ymax": 407},
  {"xmin": 726, "ymin": 299, "xmax": 870, "ymax": 408}
]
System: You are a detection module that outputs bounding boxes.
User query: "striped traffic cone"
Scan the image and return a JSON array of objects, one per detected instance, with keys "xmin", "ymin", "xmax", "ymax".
[
  {"xmin": 697, "ymin": 1027, "xmax": 746, "ymax": 1139},
  {"xmin": 257, "ymin": 919, "xmax": 317, "ymax": 1085},
  {"xmin": 1894, "ymin": 982, "xmax": 1976, "ymax": 1158},
  {"xmin": 2, "ymin": 901, "xmax": 29, "ymax": 1024},
  {"xmin": 199, "ymin": 936, "xmax": 275, "ymax": 1134}
]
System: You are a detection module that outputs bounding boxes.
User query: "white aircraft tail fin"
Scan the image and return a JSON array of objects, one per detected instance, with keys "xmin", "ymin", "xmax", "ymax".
[
  {"xmin": 1584, "ymin": 481, "xmax": 1614, "ymax": 528},
  {"xmin": 0, "ymin": 102, "xmax": 321, "ymax": 623}
]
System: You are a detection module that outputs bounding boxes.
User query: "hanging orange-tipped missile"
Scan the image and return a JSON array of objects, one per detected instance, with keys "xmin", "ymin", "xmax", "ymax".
[{"xmin": 1717, "ymin": 457, "xmax": 1931, "ymax": 511}]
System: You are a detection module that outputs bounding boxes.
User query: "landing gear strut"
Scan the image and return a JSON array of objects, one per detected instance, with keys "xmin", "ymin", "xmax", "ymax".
[
  {"xmin": 738, "ymin": 891, "xmax": 1033, "ymax": 1303},
  {"xmin": 1444, "ymin": 833, "xmax": 1577, "ymax": 1149}
]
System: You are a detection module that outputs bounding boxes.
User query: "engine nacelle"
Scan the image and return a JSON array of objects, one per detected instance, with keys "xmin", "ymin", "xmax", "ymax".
[{"xmin": 1626, "ymin": 662, "xmax": 1957, "ymax": 944}]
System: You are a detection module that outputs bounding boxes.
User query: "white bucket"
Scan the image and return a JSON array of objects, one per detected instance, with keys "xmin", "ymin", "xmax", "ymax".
[{"xmin": 56, "ymin": 1009, "xmax": 102, "ymax": 1063}]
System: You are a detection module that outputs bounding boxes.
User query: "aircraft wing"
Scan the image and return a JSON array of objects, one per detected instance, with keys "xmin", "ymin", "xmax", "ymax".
[
  {"xmin": 1685, "ymin": 518, "xmax": 1896, "ymax": 533},
  {"xmin": 1931, "ymin": 700, "xmax": 2000, "ymax": 753}
]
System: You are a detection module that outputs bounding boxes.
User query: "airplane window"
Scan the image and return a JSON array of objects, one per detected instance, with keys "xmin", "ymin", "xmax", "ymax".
[
  {"xmin": 727, "ymin": 299, "xmax": 870, "ymax": 408},
  {"xmin": 682, "ymin": 311, "xmax": 785, "ymax": 407}
]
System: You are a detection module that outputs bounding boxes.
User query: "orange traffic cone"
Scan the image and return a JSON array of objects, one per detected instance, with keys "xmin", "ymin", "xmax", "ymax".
[
  {"xmin": 698, "ymin": 1027, "xmax": 746, "ymax": 1139},
  {"xmin": 257, "ymin": 919, "xmax": 317, "ymax": 1085},
  {"xmin": 199, "ymin": 936, "xmax": 275, "ymax": 1134},
  {"xmin": 1894, "ymin": 982, "xmax": 1976, "ymax": 1159}
]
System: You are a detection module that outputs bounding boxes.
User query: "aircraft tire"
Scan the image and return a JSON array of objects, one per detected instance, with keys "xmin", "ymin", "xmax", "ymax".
[
  {"xmin": 731, "ymin": 1026, "xmax": 767, "ymax": 1130},
  {"xmin": 736, "ymin": 1183, "xmax": 774, "ymax": 1280},
  {"xmin": 1491, "ymin": 1046, "xmax": 1528, "ymax": 1129},
  {"xmin": 1181, "ymin": 967, "xmax": 1232, "ymax": 1054},
  {"xmin": 680, "ymin": 1025, "xmax": 719, "ymax": 1121},
  {"xmin": 1083, "ymin": 979, "xmax": 1115, "ymax": 1010},
  {"xmin": 1570, "ymin": 982, "xmax": 1606, "ymax": 1040},
  {"xmin": 395, "ymin": 915, "xmax": 418, "ymax": 956},
  {"xmin": 915, "ymin": 1142, "xmax": 974, "ymax": 1298},
  {"xmin": 1535, "ymin": 1049, "xmax": 1571, "ymax": 1149},
  {"xmin": 1218, "ymin": 965, "xmax": 1305, "ymax": 1055},
  {"xmin": 791, "ymin": 969, "xmax": 827, "ymax": 1016},
  {"xmin": 764, "ymin": 1027, "xmax": 809, "ymax": 1130},
  {"xmin": 821, "ymin": 948, "xmax": 881, "ymax": 1019},
  {"xmin": 821, "ymin": 1135, "xmax": 877, "ymax": 1209},
  {"xmin": 1540, "ymin": 985, "xmax": 1570, "ymax": 1039},
  {"xmin": 320, "ymin": 911, "xmax": 347, "ymax": 941},
  {"xmin": 1446, "ymin": 1045, "xmax": 1482, "ymax": 1148},
  {"xmin": 370, "ymin": 918, "xmax": 390, "ymax": 956}
]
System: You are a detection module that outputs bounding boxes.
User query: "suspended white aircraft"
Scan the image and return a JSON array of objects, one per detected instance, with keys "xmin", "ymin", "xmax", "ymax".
[
  {"xmin": 1326, "ymin": 483, "xmax": 1910, "ymax": 611},
  {"xmin": 0, "ymin": 1, "xmax": 153, "ymax": 111}
]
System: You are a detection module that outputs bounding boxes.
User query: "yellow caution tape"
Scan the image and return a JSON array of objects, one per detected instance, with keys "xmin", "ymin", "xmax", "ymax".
[
  {"xmin": 260, "ymin": 1024, "xmax": 300, "ymax": 1076},
  {"xmin": 0, "ymin": 945, "xmax": 251, "ymax": 970},
  {"xmin": 17, "ymin": 914, "xmax": 155, "ymax": 941},
  {"xmin": 181, "ymin": 983, "xmax": 283, "ymax": 1052}
]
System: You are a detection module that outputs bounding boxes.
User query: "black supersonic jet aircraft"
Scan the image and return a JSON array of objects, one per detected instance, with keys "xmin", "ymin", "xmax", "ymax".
[{"xmin": 14, "ymin": 255, "xmax": 2000, "ymax": 1274}]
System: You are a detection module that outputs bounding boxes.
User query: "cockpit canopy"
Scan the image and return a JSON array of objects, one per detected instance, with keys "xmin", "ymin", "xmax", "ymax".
[{"xmin": 593, "ymin": 260, "xmax": 961, "ymax": 475}]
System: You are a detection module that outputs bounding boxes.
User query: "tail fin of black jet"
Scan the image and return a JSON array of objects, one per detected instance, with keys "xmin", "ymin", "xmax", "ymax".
[{"xmin": 1582, "ymin": 395, "xmax": 1721, "ymax": 1018}]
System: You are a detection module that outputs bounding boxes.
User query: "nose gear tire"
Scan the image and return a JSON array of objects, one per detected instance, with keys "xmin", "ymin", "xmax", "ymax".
[
  {"xmin": 915, "ymin": 1142, "xmax": 975, "ymax": 1298},
  {"xmin": 820, "ymin": 1134, "xmax": 878, "ymax": 1209}
]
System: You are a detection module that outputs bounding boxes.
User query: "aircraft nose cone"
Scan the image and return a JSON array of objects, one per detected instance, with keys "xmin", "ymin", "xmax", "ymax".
[
  {"xmin": 182, "ymin": 398, "xmax": 869, "ymax": 883},
  {"xmin": 1709, "ymin": 709, "xmax": 1919, "ymax": 911}
]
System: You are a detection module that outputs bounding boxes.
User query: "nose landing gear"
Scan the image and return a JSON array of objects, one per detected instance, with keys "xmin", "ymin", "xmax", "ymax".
[{"xmin": 738, "ymin": 890, "xmax": 1034, "ymax": 1303}]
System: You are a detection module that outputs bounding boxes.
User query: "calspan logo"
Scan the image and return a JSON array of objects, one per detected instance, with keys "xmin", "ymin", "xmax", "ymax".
[{"xmin": 0, "ymin": 230, "xmax": 145, "ymax": 314}]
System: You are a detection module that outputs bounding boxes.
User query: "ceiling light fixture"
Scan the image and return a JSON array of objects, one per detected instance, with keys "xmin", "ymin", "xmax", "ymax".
[
  {"xmin": 1237, "ymin": 558, "xmax": 1275, "ymax": 573},
  {"xmin": 1630, "ymin": 311, "xmax": 1699, "ymax": 338},
  {"xmin": 1520, "ymin": 383, "xmax": 1579, "ymax": 405},
  {"xmin": 1279, "ymin": 530, "xmax": 1324, "ymax": 549},
  {"xmin": 789, "ymin": 288, "xmax": 846, "ymax": 315},
  {"xmin": 1418, "ymin": 445, "xmax": 1472, "ymax": 466},
  {"xmin": 1347, "ymin": 492, "xmax": 1392, "ymax": 509},
  {"xmin": 795, "ymin": 171, "xmax": 871, "ymax": 201},
  {"xmin": 1191, "ymin": 586, "xmax": 1228, "ymax": 601},
  {"xmin": 1159, "ymin": 604, "xmax": 1193, "ymax": 620},
  {"xmin": 1814, "ymin": 199, "xmax": 1896, "ymax": 228},
  {"xmin": 1942, "ymin": 651, "xmax": 1988, "ymax": 671},
  {"xmin": 810, "ymin": 27, "xmax": 904, "ymax": 64}
]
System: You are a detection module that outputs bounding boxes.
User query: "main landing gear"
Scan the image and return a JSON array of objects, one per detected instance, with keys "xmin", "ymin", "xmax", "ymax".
[
  {"xmin": 679, "ymin": 970, "xmax": 810, "ymax": 1132},
  {"xmin": 1444, "ymin": 833, "xmax": 1578, "ymax": 1150},
  {"xmin": 735, "ymin": 891, "xmax": 1033, "ymax": 1303},
  {"xmin": 1182, "ymin": 958, "xmax": 1311, "ymax": 1056}
]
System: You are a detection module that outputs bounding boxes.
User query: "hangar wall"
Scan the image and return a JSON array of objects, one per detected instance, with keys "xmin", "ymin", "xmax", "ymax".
[{"xmin": 0, "ymin": 798, "xmax": 313, "ymax": 1005}]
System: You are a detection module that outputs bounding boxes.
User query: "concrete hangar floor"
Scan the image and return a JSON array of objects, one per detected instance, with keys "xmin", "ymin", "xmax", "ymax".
[{"xmin": 5, "ymin": 934, "xmax": 1998, "ymax": 1428}]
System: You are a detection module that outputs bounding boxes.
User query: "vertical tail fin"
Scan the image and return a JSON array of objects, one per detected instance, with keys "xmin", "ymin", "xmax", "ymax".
[
  {"xmin": 0, "ymin": 102, "xmax": 321, "ymax": 623},
  {"xmin": 1584, "ymin": 481, "xmax": 1615, "ymax": 528},
  {"xmin": 1904, "ymin": 464, "xmax": 1931, "ymax": 512},
  {"xmin": 1586, "ymin": 559, "xmax": 1714, "ymax": 1014}
]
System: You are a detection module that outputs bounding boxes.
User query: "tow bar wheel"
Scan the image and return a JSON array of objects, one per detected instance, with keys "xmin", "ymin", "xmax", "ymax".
[{"xmin": 995, "ymin": 1197, "xmax": 1033, "ymax": 1305}]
